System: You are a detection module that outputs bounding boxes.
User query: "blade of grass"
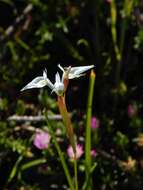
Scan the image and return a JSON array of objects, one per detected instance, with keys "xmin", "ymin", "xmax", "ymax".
[
  {"xmin": 7, "ymin": 154, "xmax": 23, "ymax": 183},
  {"xmin": 17, "ymin": 158, "xmax": 47, "ymax": 183},
  {"xmin": 84, "ymin": 70, "xmax": 96, "ymax": 190},
  {"xmin": 21, "ymin": 158, "xmax": 47, "ymax": 171}
]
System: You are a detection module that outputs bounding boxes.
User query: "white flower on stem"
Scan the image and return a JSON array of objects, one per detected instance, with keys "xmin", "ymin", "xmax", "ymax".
[
  {"xmin": 21, "ymin": 69, "xmax": 65, "ymax": 96},
  {"xmin": 58, "ymin": 64, "xmax": 95, "ymax": 79},
  {"xmin": 51, "ymin": 72, "xmax": 65, "ymax": 96}
]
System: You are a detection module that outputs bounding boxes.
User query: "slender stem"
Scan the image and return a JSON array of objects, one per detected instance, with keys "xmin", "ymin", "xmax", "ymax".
[
  {"xmin": 110, "ymin": 0, "xmax": 121, "ymax": 114},
  {"xmin": 110, "ymin": 0, "xmax": 121, "ymax": 63},
  {"xmin": 57, "ymin": 96, "xmax": 78, "ymax": 189},
  {"xmin": 74, "ymin": 157, "xmax": 78, "ymax": 190},
  {"xmin": 85, "ymin": 70, "xmax": 96, "ymax": 190},
  {"xmin": 57, "ymin": 96, "xmax": 76, "ymax": 153},
  {"xmin": 45, "ymin": 114, "xmax": 74, "ymax": 190}
]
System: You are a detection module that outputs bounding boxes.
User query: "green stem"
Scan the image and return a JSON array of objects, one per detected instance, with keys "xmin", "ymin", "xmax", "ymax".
[
  {"xmin": 21, "ymin": 158, "xmax": 47, "ymax": 171},
  {"xmin": 85, "ymin": 70, "xmax": 96, "ymax": 190},
  {"xmin": 110, "ymin": 0, "xmax": 121, "ymax": 63},
  {"xmin": 45, "ymin": 114, "xmax": 74, "ymax": 190},
  {"xmin": 74, "ymin": 158, "xmax": 78, "ymax": 190},
  {"xmin": 110, "ymin": 0, "xmax": 121, "ymax": 114},
  {"xmin": 7, "ymin": 154, "xmax": 23, "ymax": 183}
]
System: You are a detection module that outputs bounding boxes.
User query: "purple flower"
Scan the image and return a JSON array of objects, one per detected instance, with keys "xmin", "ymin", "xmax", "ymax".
[
  {"xmin": 91, "ymin": 149, "xmax": 97, "ymax": 157},
  {"xmin": 33, "ymin": 130, "xmax": 51, "ymax": 150},
  {"xmin": 127, "ymin": 104, "xmax": 137, "ymax": 118},
  {"xmin": 67, "ymin": 144, "xmax": 83, "ymax": 160},
  {"xmin": 91, "ymin": 117, "xmax": 100, "ymax": 129}
]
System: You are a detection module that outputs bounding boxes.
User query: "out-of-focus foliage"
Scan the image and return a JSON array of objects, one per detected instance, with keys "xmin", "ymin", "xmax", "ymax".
[{"xmin": 0, "ymin": 0, "xmax": 143, "ymax": 189}]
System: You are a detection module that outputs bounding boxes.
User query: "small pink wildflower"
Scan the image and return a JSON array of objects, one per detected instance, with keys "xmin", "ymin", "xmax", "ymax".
[
  {"xmin": 91, "ymin": 149, "xmax": 97, "ymax": 157},
  {"xmin": 127, "ymin": 104, "xmax": 137, "ymax": 118},
  {"xmin": 67, "ymin": 144, "xmax": 83, "ymax": 160},
  {"xmin": 33, "ymin": 130, "xmax": 51, "ymax": 150},
  {"xmin": 91, "ymin": 117, "xmax": 100, "ymax": 129}
]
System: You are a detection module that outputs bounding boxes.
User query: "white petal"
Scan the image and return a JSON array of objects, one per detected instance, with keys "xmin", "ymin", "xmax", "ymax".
[
  {"xmin": 21, "ymin": 77, "xmax": 47, "ymax": 91},
  {"xmin": 55, "ymin": 72, "xmax": 61, "ymax": 83},
  {"xmin": 52, "ymin": 82, "xmax": 65, "ymax": 96},
  {"xmin": 43, "ymin": 69, "xmax": 47, "ymax": 80},
  {"xmin": 46, "ymin": 78, "xmax": 54, "ymax": 90},
  {"xmin": 68, "ymin": 73, "xmax": 85, "ymax": 79},
  {"xmin": 50, "ymin": 72, "xmax": 65, "ymax": 96},
  {"xmin": 70, "ymin": 65, "xmax": 94, "ymax": 76},
  {"xmin": 58, "ymin": 64, "xmax": 65, "ymax": 73}
]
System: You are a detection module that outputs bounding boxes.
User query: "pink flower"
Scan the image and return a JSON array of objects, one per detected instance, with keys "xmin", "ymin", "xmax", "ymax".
[
  {"xmin": 91, "ymin": 149, "xmax": 97, "ymax": 157},
  {"xmin": 33, "ymin": 130, "xmax": 51, "ymax": 150},
  {"xmin": 127, "ymin": 104, "xmax": 137, "ymax": 118},
  {"xmin": 91, "ymin": 117, "xmax": 100, "ymax": 129},
  {"xmin": 67, "ymin": 144, "xmax": 83, "ymax": 160}
]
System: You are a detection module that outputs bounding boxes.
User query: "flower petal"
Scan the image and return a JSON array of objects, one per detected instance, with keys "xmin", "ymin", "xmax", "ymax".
[
  {"xmin": 21, "ymin": 77, "xmax": 48, "ymax": 91},
  {"xmin": 58, "ymin": 64, "xmax": 65, "ymax": 73},
  {"xmin": 55, "ymin": 72, "xmax": 61, "ymax": 83},
  {"xmin": 58, "ymin": 64, "xmax": 95, "ymax": 79},
  {"xmin": 70, "ymin": 65, "xmax": 94, "ymax": 76},
  {"xmin": 46, "ymin": 78, "xmax": 54, "ymax": 90},
  {"xmin": 43, "ymin": 69, "xmax": 47, "ymax": 80}
]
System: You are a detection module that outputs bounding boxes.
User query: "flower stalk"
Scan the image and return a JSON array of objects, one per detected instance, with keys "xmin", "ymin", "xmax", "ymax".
[
  {"xmin": 74, "ymin": 157, "xmax": 78, "ymax": 190},
  {"xmin": 57, "ymin": 95, "xmax": 79, "ymax": 190},
  {"xmin": 84, "ymin": 70, "xmax": 96, "ymax": 190},
  {"xmin": 57, "ymin": 95, "xmax": 76, "ymax": 154}
]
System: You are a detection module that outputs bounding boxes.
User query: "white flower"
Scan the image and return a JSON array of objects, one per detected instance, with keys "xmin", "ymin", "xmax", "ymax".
[
  {"xmin": 51, "ymin": 72, "xmax": 65, "ymax": 96},
  {"xmin": 58, "ymin": 64, "xmax": 95, "ymax": 79},
  {"xmin": 21, "ymin": 69, "xmax": 65, "ymax": 96}
]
